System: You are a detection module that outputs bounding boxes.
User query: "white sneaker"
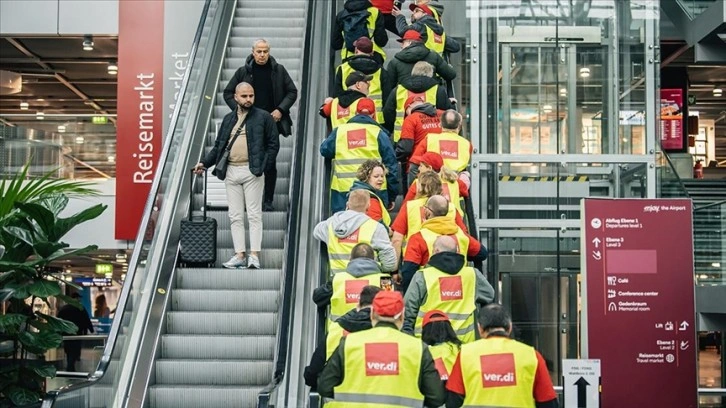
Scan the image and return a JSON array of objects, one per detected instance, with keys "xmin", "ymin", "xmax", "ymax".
[
  {"xmin": 223, "ymin": 255, "xmax": 246, "ymax": 269},
  {"xmin": 247, "ymin": 254, "xmax": 261, "ymax": 269}
]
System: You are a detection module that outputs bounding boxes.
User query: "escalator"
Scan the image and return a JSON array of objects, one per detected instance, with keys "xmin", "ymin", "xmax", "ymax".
[{"xmin": 42, "ymin": 0, "xmax": 313, "ymax": 407}]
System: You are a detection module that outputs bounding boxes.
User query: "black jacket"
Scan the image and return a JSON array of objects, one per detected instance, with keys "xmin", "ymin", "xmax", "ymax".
[
  {"xmin": 332, "ymin": 0, "xmax": 388, "ymax": 54},
  {"xmin": 223, "ymin": 55, "xmax": 298, "ymax": 136},
  {"xmin": 201, "ymin": 106, "xmax": 279, "ymax": 179},
  {"xmin": 303, "ymin": 307, "xmax": 373, "ymax": 389},
  {"xmin": 387, "ymin": 42, "xmax": 457, "ymax": 87},
  {"xmin": 383, "ymin": 75, "xmax": 453, "ymax": 132},
  {"xmin": 396, "ymin": 15, "xmax": 460, "ymax": 54},
  {"xmin": 334, "ymin": 54, "xmax": 393, "ymax": 102}
]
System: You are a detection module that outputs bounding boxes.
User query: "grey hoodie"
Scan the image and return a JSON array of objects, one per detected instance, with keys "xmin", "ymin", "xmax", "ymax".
[{"xmin": 313, "ymin": 210, "xmax": 397, "ymax": 272}]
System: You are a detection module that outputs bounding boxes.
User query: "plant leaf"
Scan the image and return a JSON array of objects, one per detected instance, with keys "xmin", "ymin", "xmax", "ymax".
[
  {"xmin": 24, "ymin": 361, "xmax": 57, "ymax": 379},
  {"xmin": 5, "ymin": 385, "xmax": 40, "ymax": 406},
  {"xmin": 15, "ymin": 202, "xmax": 56, "ymax": 239},
  {"xmin": 43, "ymin": 245, "xmax": 99, "ymax": 263},
  {"xmin": 51, "ymin": 203, "xmax": 107, "ymax": 241},
  {"xmin": 33, "ymin": 241, "xmax": 68, "ymax": 259},
  {"xmin": 56, "ymin": 294, "xmax": 82, "ymax": 310},
  {"xmin": 19, "ymin": 330, "xmax": 63, "ymax": 353},
  {"xmin": 0, "ymin": 313, "xmax": 27, "ymax": 335},
  {"xmin": 2, "ymin": 225, "xmax": 36, "ymax": 248},
  {"xmin": 35, "ymin": 194, "xmax": 68, "ymax": 217},
  {"xmin": 6, "ymin": 281, "xmax": 31, "ymax": 299},
  {"xmin": 28, "ymin": 280, "xmax": 61, "ymax": 298},
  {"xmin": 38, "ymin": 313, "xmax": 78, "ymax": 335}
]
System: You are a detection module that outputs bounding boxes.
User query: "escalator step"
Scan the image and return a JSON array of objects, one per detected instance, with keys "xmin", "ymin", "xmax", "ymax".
[
  {"xmin": 155, "ymin": 360, "xmax": 272, "ymax": 385},
  {"xmin": 171, "ymin": 289, "xmax": 279, "ymax": 312},
  {"xmin": 176, "ymin": 268, "xmax": 282, "ymax": 290},
  {"xmin": 166, "ymin": 312, "xmax": 277, "ymax": 335},
  {"xmin": 149, "ymin": 385, "xmax": 263, "ymax": 408},
  {"xmin": 160, "ymin": 335, "xmax": 275, "ymax": 359}
]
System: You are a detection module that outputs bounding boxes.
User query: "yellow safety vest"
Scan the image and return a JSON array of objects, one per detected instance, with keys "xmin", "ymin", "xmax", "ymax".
[
  {"xmin": 460, "ymin": 337, "xmax": 539, "ymax": 408},
  {"xmin": 330, "ymin": 271, "xmax": 386, "ymax": 322},
  {"xmin": 430, "ymin": 7, "xmax": 441, "ymax": 24},
  {"xmin": 414, "ymin": 265, "xmax": 477, "ymax": 343},
  {"xmin": 428, "ymin": 342, "xmax": 459, "ymax": 381},
  {"xmin": 393, "ymin": 85, "xmax": 438, "ymax": 142},
  {"xmin": 330, "ymin": 97, "xmax": 362, "ymax": 129},
  {"xmin": 361, "ymin": 190, "xmax": 391, "ymax": 226},
  {"xmin": 329, "ymin": 326, "xmax": 425, "ymax": 407},
  {"xmin": 326, "ymin": 321, "xmax": 347, "ymax": 360},
  {"xmin": 424, "ymin": 25, "xmax": 446, "ymax": 55},
  {"xmin": 340, "ymin": 7, "xmax": 386, "ymax": 61},
  {"xmin": 340, "ymin": 63, "xmax": 384, "ymax": 124},
  {"xmin": 327, "ymin": 219, "xmax": 379, "ymax": 274},
  {"xmin": 419, "ymin": 227, "xmax": 469, "ymax": 260},
  {"xmin": 426, "ymin": 131, "xmax": 471, "ymax": 172},
  {"xmin": 405, "ymin": 198, "xmax": 456, "ymax": 241},
  {"xmin": 331, "ymin": 123, "xmax": 385, "ymax": 192}
]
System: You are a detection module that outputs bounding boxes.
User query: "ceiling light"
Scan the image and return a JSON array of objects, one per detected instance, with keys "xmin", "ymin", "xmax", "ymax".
[
  {"xmin": 0, "ymin": 70, "xmax": 22, "ymax": 95},
  {"xmin": 20, "ymin": 101, "xmax": 28, "ymax": 110},
  {"xmin": 559, "ymin": 88, "xmax": 567, "ymax": 97},
  {"xmin": 82, "ymin": 35, "xmax": 94, "ymax": 51},
  {"xmin": 75, "ymin": 136, "xmax": 85, "ymax": 144},
  {"xmin": 107, "ymin": 62, "xmax": 118, "ymax": 75},
  {"xmin": 57, "ymin": 125, "xmax": 66, "ymax": 133},
  {"xmin": 713, "ymin": 262, "xmax": 721, "ymax": 268},
  {"xmin": 36, "ymin": 111, "xmax": 44, "ymax": 120},
  {"xmin": 579, "ymin": 67, "xmax": 591, "ymax": 78},
  {"xmin": 108, "ymin": 155, "xmax": 115, "ymax": 163},
  {"xmin": 714, "ymin": 87, "xmax": 723, "ymax": 97},
  {"xmin": 542, "ymin": 104, "xmax": 553, "ymax": 114}
]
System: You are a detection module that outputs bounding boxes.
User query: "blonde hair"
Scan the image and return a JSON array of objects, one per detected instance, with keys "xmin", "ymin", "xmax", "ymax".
[
  {"xmin": 416, "ymin": 171, "xmax": 442, "ymax": 199},
  {"xmin": 439, "ymin": 166, "xmax": 458, "ymax": 183}
]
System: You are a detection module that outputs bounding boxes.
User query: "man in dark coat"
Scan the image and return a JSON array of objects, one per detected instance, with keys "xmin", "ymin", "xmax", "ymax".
[
  {"xmin": 387, "ymin": 29, "xmax": 456, "ymax": 87},
  {"xmin": 223, "ymin": 39, "xmax": 298, "ymax": 211},
  {"xmin": 195, "ymin": 82, "xmax": 279, "ymax": 269},
  {"xmin": 332, "ymin": 0, "xmax": 389, "ymax": 62},
  {"xmin": 57, "ymin": 292, "xmax": 94, "ymax": 371}
]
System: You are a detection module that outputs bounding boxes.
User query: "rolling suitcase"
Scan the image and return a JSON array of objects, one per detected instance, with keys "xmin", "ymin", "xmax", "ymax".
[{"xmin": 179, "ymin": 169, "xmax": 217, "ymax": 267}]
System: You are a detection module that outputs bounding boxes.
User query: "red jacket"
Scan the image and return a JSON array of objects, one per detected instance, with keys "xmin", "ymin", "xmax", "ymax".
[
  {"xmin": 401, "ymin": 109, "xmax": 443, "ymax": 164},
  {"xmin": 404, "ymin": 227, "xmax": 481, "ymax": 266},
  {"xmin": 369, "ymin": 0, "xmax": 395, "ymax": 14}
]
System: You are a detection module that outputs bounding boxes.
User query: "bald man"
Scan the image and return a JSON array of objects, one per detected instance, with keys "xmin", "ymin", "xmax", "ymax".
[
  {"xmin": 195, "ymin": 82, "xmax": 278, "ymax": 269},
  {"xmin": 403, "ymin": 235, "xmax": 494, "ymax": 343}
]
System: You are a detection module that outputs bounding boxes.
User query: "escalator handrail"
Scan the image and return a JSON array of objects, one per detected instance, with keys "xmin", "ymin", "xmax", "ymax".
[
  {"xmin": 41, "ymin": 1, "xmax": 214, "ymax": 405},
  {"xmin": 256, "ymin": 0, "xmax": 316, "ymax": 405}
]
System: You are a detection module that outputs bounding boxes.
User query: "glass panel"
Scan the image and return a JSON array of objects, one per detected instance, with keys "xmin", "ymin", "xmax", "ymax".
[{"xmin": 694, "ymin": 201, "xmax": 726, "ymax": 286}]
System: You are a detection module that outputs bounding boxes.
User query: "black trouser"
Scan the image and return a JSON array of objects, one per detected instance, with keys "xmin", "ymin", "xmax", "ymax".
[
  {"xmin": 264, "ymin": 144, "xmax": 279, "ymax": 205},
  {"xmin": 64, "ymin": 341, "xmax": 81, "ymax": 371}
]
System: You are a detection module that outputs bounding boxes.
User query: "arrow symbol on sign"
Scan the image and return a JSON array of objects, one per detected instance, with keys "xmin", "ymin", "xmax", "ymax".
[
  {"xmin": 592, "ymin": 237, "xmax": 601, "ymax": 248},
  {"xmin": 679, "ymin": 321, "xmax": 689, "ymax": 331},
  {"xmin": 575, "ymin": 377, "xmax": 590, "ymax": 407},
  {"xmin": 592, "ymin": 250, "xmax": 601, "ymax": 260},
  {"xmin": 680, "ymin": 340, "xmax": 689, "ymax": 350}
]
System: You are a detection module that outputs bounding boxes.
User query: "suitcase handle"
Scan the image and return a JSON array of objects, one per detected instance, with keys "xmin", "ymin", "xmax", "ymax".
[{"xmin": 189, "ymin": 168, "xmax": 208, "ymax": 220}]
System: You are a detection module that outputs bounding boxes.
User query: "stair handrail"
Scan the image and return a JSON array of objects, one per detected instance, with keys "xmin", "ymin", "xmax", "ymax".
[
  {"xmin": 257, "ymin": 0, "xmax": 320, "ymax": 405},
  {"xmin": 657, "ymin": 144, "xmax": 691, "ymax": 199},
  {"xmin": 41, "ymin": 1, "xmax": 225, "ymax": 406},
  {"xmin": 694, "ymin": 198, "xmax": 726, "ymax": 212}
]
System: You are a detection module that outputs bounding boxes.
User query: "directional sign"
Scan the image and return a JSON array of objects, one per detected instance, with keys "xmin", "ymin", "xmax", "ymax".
[
  {"xmin": 563, "ymin": 359, "xmax": 600, "ymax": 408},
  {"xmin": 581, "ymin": 199, "xmax": 697, "ymax": 408}
]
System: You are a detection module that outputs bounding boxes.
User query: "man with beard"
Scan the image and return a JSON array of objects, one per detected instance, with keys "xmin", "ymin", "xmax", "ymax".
[
  {"xmin": 195, "ymin": 82, "xmax": 278, "ymax": 269},
  {"xmin": 223, "ymin": 39, "xmax": 298, "ymax": 212}
]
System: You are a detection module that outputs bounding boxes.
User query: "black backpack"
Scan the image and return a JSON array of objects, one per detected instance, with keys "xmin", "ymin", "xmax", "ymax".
[{"xmin": 341, "ymin": 9, "xmax": 371, "ymax": 50}]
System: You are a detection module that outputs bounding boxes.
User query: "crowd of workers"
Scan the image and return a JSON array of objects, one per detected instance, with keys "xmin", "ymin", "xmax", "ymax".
[{"xmin": 306, "ymin": 1, "xmax": 561, "ymax": 407}]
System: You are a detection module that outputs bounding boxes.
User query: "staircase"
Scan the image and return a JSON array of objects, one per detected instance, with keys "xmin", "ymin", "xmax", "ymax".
[{"xmin": 147, "ymin": 1, "xmax": 306, "ymax": 407}]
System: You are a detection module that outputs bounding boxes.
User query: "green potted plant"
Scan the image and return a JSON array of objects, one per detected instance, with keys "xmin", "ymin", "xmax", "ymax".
[{"xmin": 0, "ymin": 163, "xmax": 107, "ymax": 407}]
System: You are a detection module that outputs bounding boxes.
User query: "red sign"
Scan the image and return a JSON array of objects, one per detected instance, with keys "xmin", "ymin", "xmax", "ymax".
[
  {"xmin": 439, "ymin": 140, "xmax": 459, "ymax": 160},
  {"xmin": 365, "ymin": 343, "xmax": 400, "ymax": 376},
  {"xmin": 339, "ymin": 227, "xmax": 361, "ymax": 244},
  {"xmin": 582, "ymin": 198, "xmax": 697, "ymax": 408},
  {"xmin": 660, "ymin": 88, "xmax": 684, "ymax": 150},
  {"xmin": 439, "ymin": 276, "xmax": 463, "ymax": 301},
  {"xmin": 346, "ymin": 128, "xmax": 367, "ymax": 149},
  {"xmin": 336, "ymin": 104, "xmax": 350, "ymax": 120},
  {"xmin": 434, "ymin": 357, "xmax": 449, "ymax": 380},
  {"xmin": 115, "ymin": 1, "xmax": 165, "ymax": 239},
  {"xmin": 344, "ymin": 279, "xmax": 368, "ymax": 304},
  {"xmin": 480, "ymin": 353, "xmax": 517, "ymax": 387}
]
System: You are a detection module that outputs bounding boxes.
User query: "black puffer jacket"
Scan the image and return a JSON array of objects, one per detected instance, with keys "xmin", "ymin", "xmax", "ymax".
[
  {"xmin": 223, "ymin": 55, "xmax": 298, "ymax": 136},
  {"xmin": 382, "ymin": 75, "xmax": 453, "ymax": 132},
  {"xmin": 332, "ymin": 0, "xmax": 388, "ymax": 53},
  {"xmin": 387, "ymin": 42, "xmax": 457, "ymax": 86},
  {"xmin": 201, "ymin": 106, "xmax": 279, "ymax": 179},
  {"xmin": 334, "ymin": 54, "xmax": 393, "ymax": 101}
]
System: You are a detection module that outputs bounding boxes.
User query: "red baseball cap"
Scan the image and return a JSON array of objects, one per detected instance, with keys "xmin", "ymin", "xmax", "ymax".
[
  {"xmin": 404, "ymin": 95, "xmax": 425, "ymax": 111},
  {"xmin": 353, "ymin": 36, "xmax": 373, "ymax": 54},
  {"xmin": 372, "ymin": 291, "xmax": 404, "ymax": 318},
  {"xmin": 397, "ymin": 29, "xmax": 423, "ymax": 43},
  {"xmin": 422, "ymin": 310, "xmax": 450, "ymax": 327},
  {"xmin": 356, "ymin": 98, "xmax": 376, "ymax": 115},
  {"xmin": 413, "ymin": 152, "xmax": 444, "ymax": 172},
  {"xmin": 409, "ymin": 3, "xmax": 434, "ymax": 16}
]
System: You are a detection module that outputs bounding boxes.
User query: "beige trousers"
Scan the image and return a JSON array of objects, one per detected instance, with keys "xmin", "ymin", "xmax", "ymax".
[{"xmin": 225, "ymin": 164, "xmax": 264, "ymax": 253}]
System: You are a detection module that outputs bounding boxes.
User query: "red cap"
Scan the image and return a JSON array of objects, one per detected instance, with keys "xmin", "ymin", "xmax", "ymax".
[
  {"xmin": 413, "ymin": 152, "xmax": 444, "ymax": 172},
  {"xmin": 356, "ymin": 98, "xmax": 376, "ymax": 115},
  {"xmin": 422, "ymin": 310, "xmax": 450, "ymax": 327},
  {"xmin": 353, "ymin": 36, "xmax": 373, "ymax": 54},
  {"xmin": 397, "ymin": 29, "xmax": 423, "ymax": 43},
  {"xmin": 404, "ymin": 95, "xmax": 425, "ymax": 111},
  {"xmin": 409, "ymin": 3, "xmax": 433, "ymax": 16},
  {"xmin": 372, "ymin": 291, "xmax": 404, "ymax": 318}
]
